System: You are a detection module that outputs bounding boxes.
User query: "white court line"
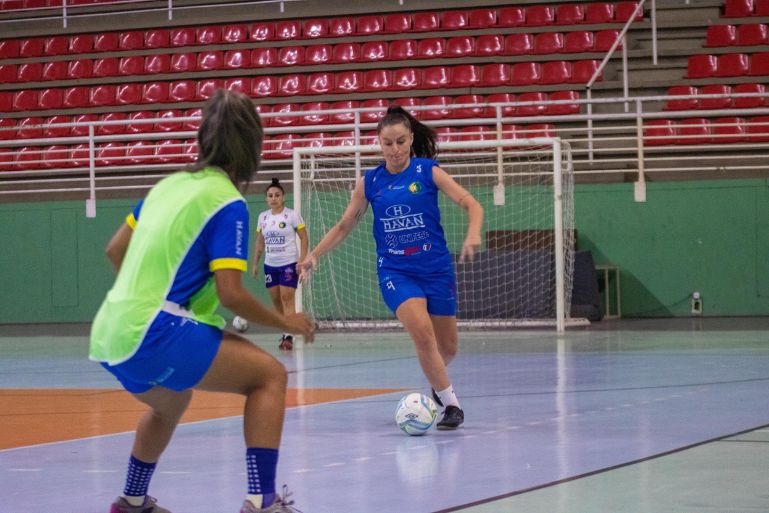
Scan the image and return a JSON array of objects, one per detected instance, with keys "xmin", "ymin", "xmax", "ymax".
[
  {"xmin": 322, "ymin": 462, "xmax": 344, "ymax": 468},
  {"xmin": 83, "ymin": 469, "xmax": 118, "ymax": 473},
  {"xmin": 8, "ymin": 468, "xmax": 42, "ymax": 472}
]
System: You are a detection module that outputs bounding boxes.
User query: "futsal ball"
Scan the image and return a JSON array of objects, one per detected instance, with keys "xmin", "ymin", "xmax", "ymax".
[
  {"xmin": 395, "ymin": 392, "xmax": 438, "ymax": 436},
  {"xmin": 232, "ymin": 316, "xmax": 249, "ymax": 332}
]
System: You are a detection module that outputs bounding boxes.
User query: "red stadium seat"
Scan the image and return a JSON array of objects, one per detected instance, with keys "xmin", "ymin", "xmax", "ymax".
[
  {"xmin": 307, "ymin": 72, "xmax": 333, "ymax": 94},
  {"xmin": 541, "ymin": 61, "xmax": 573, "ymax": 84},
  {"xmin": 127, "ymin": 111, "xmax": 154, "ymax": 134},
  {"xmin": 474, "ymin": 35, "xmax": 502, "ymax": 56},
  {"xmin": 547, "ymin": 90, "xmax": 581, "ymax": 115},
  {"xmin": 413, "ymin": 12, "xmax": 440, "ymax": 32},
  {"xmin": 182, "ymin": 108, "xmax": 202, "ymax": 130},
  {"xmin": 525, "ymin": 5, "xmax": 555, "ymax": 26},
  {"xmin": 196, "ymin": 26, "xmax": 222, "ymax": 45},
  {"xmin": 758, "ymin": 0, "xmax": 769, "ymax": 14},
  {"xmin": 90, "ymin": 57, "xmax": 116, "ymax": 78},
  {"xmin": 93, "ymin": 32, "xmax": 118, "ymax": 52},
  {"xmin": 564, "ymin": 31, "xmax": 595, "ymax": 53},
  {"xmin": 275, "ymin": 20, "xmax": 301, "ymax": 40},
  {"xmin": 169, "ymin": 80, "xmax": 195, "ymax": 102},
  {"xmin": 458, "ymin": 125, "xmax": 495, "ymax": 143},
  {"xmin": 422, "ymin": 66, "xmax": 452, "ymax": 89},
  {"xmin": 155, "ymin": 139, "xmax": 184, "ymax": 164},
  {"xmin": 96, "ymin": 112, "xmax": 128, "ymax": 136},
  {"xmin": 303, "ymin": 19, "xmax": 328, "ymax": 39},
  {"xmin": 363, "ymin": 69, "xmax": 392, "ymax": 92},
  {"xmin": 197, "ymin": 51, "xmax": 224, "ymax": 71},
  {"xmin": 441, "ymin": 11, "xmax": 468, "ymax": 30},
  {"xmin": 335, "ymin": 70, "xmax": 363, "ymax": 93},
  {"xmin": 182, "ymin": 139, "xmax": 198, "ymax": 162},
  {"xmin": 19, "ymin": 37, "xmax": 44, "ymax": 57},
  {"xmin": 222, "ymin": 25, "xmax": 248, "ymax": 43},
  {"xmin": 525, "ymin": 123, "xmax": 556, "ymax": 140},
  {"xmin": 748, "ymin": 115, "xmax": 769, "ymax": 141},
  {"xmin": 516, "ymin": 92, "xmax": 548, "ymax": 117},
  {"xmin": 0, "ymin": 148, "xmax": 13, "ymax": 172},
  {"xmin": 452, "ymin": 94, "xmax": 485, "ymax": 119},
  {"xmin": 329, "ymin": 100, "xmax": 358, "ymax": 123},
  {"xmin": 306, "ymin": 44, "xmax": 333, "ymax": 64},
  {"xmin": 616, "ymin": 2, "xmax": 644, "ymax": 22},
  {"xmin": 90, "ymin": 84, "xmax": 117, "ymax": 107},
  {"xmin": 533, "ymin": 32, "xmax": 564, "ymax": 54},
  {"xmin": 705, "ymin": 25, "xmax": 736, "ymax": 47},
  {"xmin": 18, "ymin": 117, "xmax": 44, "ymax": 138},
  {"xmin": 737, "ymin": 23, "xmax": 768, "ymax": 45},
  {"xmin": 0, "ymin": 118, "xmax": 15, "ymax": 141},
  {"xmin": 68, "ymin": 34, "xmax": 93, "ymax": 54},
  {"xmin": 570, "ymin": 60, "xmax": 601, "ymax": 83},
  {"xmin": 392, "ymin": 68, "xmax": 421, "ymax": 90},
  {"xmin": 117, "ymin": 83, "xmax": 142, "ymax": 105},
  {"xmin": 14, "ymin": 146, "xmax": 43, "ymax": 170},
  {"xmin": 468, "ymin": 8, "xmax": 497, "ymax": 28},
  {"xmin": 434, "ymin": 126, "xmax": 457, "ymax": 144},
  {"xmin": 67, "ymin": 59, "xmax": 93, "ymax": 79},
  {"xmin": 421, "ymin": 96, "xmax": 452, "ymax": 120},
  {"xmin": 250, "ymin": 76, "xmax": 277, "ymax": 98},
  {"xmin": 143, "ymin": 82, "xmax": 170, "ymax": 104},
  {"xmin": 145, "ymin": 29, "xmax": 170, "ymax": 49},
  {"xmin": 510, "ymin": 62, "xmax": 542, "ymax": 85},
  {"xmin": 277, "ymin": 46, "xmax": 304, "ymax": 66},
  {"xmin": 170, "ymin": 27, "xmax": 195, "ymax": 47},
  {"xmin": 70, "ymin": 114, "xmax": 97, "ymax": 137},
  {"xmin": 43, "ymin": 115, "xmax": 71, "ymax": 138},
  {"xmin": 480, "ymin": 63, "xmax": 511, "ymax": 86},
  {"xmin": 594, "ymin": 30, "xmax": 621, "ymax": 52},
  {"xmin": 556, "ymin": 4, "xmax": 585, "ymax": 25},
  {"xmin": 504, "ymin": 34, "xmax": 534, "ymax": 55},
  {"xmin": 44, "ymin": 36, "xmax": 67, "ymax": 55},
  {"xmin": 43, "ymin": 145, "xmax": 70, "ymax": 169},
  {"xmin": 712, "ymin": 117, "xmax": 746, "ymax": 143},
  {"xmin": 444, "ymin": 36, "xmax": 474, "ymax": 58},
  {"xmin": 393, "ymin": 97, "xmax": 421, "ymax": 118},
  {"xmin": 170, "ymin": 53, "xmax": 197, "ymax": 73},
  {"xmin": 332, "ymin": 43, "xmax": 360, "ymax": 63},
  {"xmin": 698, "ymin": 84, "xmax": 732, "ymax": 109},
  {"xmin": 38, "ymin": 89, "xmax": 62, "ymax": 110},
  {"xmin": 749, "ymin": 52, "xmax": 769, "ymax": 75},
  {"xmin": 63, "ymin": 87, "xmax": 89, "ymax": 108},
  {"xmin": 715, "ymin": 53, "xmax": 749, "ymax": 77},
  {"xmin": 195, "ymin": 79, "xmax": 223, "ymax": 101},
  {"xmin": 119, "ymin": 31, "xmax": 143, "ymax": 50},
  {"xmin": 125, "ymin": 141, "xmax": 154, "ymax": 165},
  {"xmin": 145, "ymin": 54, "xmax": 171, "ymax": 74},
  {"xmin": 357, "ymin": 15, "xmax": 383, "ymax": 34},
  {"xmin": 360, "ymin": 98, "xmax": 388, "ymax": 123},
  {"xmin": 225, "ymin": 77, "xmax": 249, "ymax": 94},
  {"xmin": 13, "ymin": 90, "xmax": 37, "ymax": 111},
  {"xmin": 734, "ymin": 83, "xmax": 766, "ymax": 107},
  {"xmin": 224, "ymin": 50, "xmax": 249, "ymax": 69},
  {"xmin": 499, "ymin": 7, "xmax": 526, "ymax": 27},
  {"xmin": 665, "ymin": 86, "xmax": 698, "ymax": 111},
  {"xmin": 329, "ymin": 17, "xmax": 354, "ymax": 37},
  {"xmin": 362, "ymin": 41, "xmax": 388, "ymax": 61},
  {"xmin": 687, "ymin": 54, "xmax": 718, "ymax": 78},
  {"xmin": 0, "ymin": 39, "xmax": 20, "ymax": 58},
  {"xmin": 585, "ymin": 3, "xmax": 615, "ymax": 23},
  {"xmin": 644, "ymin": 119, "xmax": 676, "ymax": 146},
  {"xmin": 486, "ymin": 93, "xmax": 517, "ymax": 117},
  {"xmin": 264, "ymin": 134, "xmax": 301, "ymax": 160},
  {"xmin": 329, "ymin": 130, "xmax": 357, "ymax": 147},
  {"xmin": 677, "ymin": 118, "xmax": 712, "ymax": 144},
  {"xmin": 42, "ymin": 61, "xmax": 66, "ymax": 80},
  {"xmin": 303, "ymin": 132, "xmax": 331, "ymax": 148},
  {"xmin": 277, "ymin": 74, "xmax": 306, "ymax": 96},
  {"xmin": 384, "ymin": 13, "xmax": 411, "ymax": 34},
  {"xmin": 251, "ymin": 47, "xmax": 277, "ymax": 68},
  {"xmin": 249, "ymin": 22, "xmax": 275, "ymax": 42},
  {"xmin": 272, "ymin": 104, "xmax": 301, "ymax": 127},
  {"xmin": 452, "ymin": 65, "xmax": 480, "ymax": 87},
  {"xmin": 300, "ymin": 102, "xmax": 330, "ymax": 125},
  {"xmin": 417, "ymin": 38, "xmax": 446, "ymax": 59},
  {"xmin": 389, "ymin": 39, "xmax": 417, "ymax": 60},
  {"xmin": 17, "ymin": 62, "xmax": 42, "ymax": 82},
  {"xmin": 119, "ymin": 56, "xmax": 144, "ymax": 76},
  {"xmin": 0, "ymin": 64, "xmax": 16, "ymax": 83},
  {"xmin": 724, "ymin": 0, "xmax": 754, "ymax": 17}
]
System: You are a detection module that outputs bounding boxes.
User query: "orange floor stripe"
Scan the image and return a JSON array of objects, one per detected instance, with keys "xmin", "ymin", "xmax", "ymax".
[{"xmin": 0, "ymin": 388, "xmax": 399, "ymax": 450}]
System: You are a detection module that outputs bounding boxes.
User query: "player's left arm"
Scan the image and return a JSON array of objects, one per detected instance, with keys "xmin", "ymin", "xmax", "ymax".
[
  {"xmin": 296, "ymin": 226, "xmax": 309, "ymax": 264},
  {"xmin": 432, "ymin": 165, "xmax": 484, "ymax": 262},
  {"xmin": 105, "ymin": 223, "xmax": 133, "ymax": 272}
]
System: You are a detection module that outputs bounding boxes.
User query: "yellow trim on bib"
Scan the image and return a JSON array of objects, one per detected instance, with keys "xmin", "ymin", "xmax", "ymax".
[
  {"xmin": 210, "ymin": 258, "xmax": 248, "ymax": 272},
  {"xmin": 126, "ymin": 213, "xmax": 137, "ymax": 229}
]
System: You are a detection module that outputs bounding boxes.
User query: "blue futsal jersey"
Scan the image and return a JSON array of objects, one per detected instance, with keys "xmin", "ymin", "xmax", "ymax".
[{"xmin": 364, "ymin": 157, "xmax": 452, "ymax": 276}]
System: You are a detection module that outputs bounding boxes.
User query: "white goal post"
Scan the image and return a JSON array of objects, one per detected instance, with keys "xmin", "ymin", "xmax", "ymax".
[{"xmin": 292, "ymin": 139, "xmax": 581, "ymax": 332}]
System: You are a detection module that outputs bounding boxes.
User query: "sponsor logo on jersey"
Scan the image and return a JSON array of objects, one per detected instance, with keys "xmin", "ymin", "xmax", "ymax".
[
  {"xmin": 409, "ymin": 181, "xmax": 422, "ymax": 194},
  {"xmin": 265, "ymin": 236, "xmax": 286, "ymax": 245},
  {"xmin": 381, "ymin": 204, "xmax": 424, "ymax": 233},
  {"xmin": 279, "ymin": 221, "xmax": 286, "ymax": 229}
]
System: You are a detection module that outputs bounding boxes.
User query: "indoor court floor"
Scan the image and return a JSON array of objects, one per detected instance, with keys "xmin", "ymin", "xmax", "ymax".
[{"xmin": 1, "ymin": 318, "xmax": 768, "ymax": 513}]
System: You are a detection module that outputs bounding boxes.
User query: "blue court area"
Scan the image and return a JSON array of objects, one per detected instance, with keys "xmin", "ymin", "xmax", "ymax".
[{"xmin": 1, "ymin": 319, "xmax": 768, "ymax": 513}]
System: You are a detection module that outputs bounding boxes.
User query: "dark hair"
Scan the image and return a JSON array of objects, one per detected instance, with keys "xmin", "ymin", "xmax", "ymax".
[
  {"xmin": 266, "ymin": 177, "xmax": 284, "ymax": 194},
  {"xmin": 193, "ymin": 89, "xmax": 263, "ymax": 188},
  {"xmin": 376, "ymin": 105, "xmax": 437, "ymax": 160}
]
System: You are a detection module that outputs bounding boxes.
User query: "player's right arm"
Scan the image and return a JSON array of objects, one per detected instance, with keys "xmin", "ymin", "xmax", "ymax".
[
  {"xmin": 105, "ymin": 200, "xmax": 143, "ymax": 272},
  {"xmin": 298, "ymin": 177, "xmax": 368, "ymax": 278},
  {"xmin": 252, "ymin": 231, "xmax": 265, "ymax": 278}
]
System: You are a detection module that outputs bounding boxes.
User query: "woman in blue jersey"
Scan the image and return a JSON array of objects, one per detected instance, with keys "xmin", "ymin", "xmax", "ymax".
[
  {"xmin": 298, "ymin": 106, "xmax": 483, "ymax": 429},
  {"xmin": 90, "ymin": 90, "xmax": 312, "ymax": 513}
]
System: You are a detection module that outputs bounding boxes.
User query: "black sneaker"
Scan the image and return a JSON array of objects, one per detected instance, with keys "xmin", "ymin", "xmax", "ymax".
[
  {"xmin": 431, "ymin": 388, "xmax": 443, "ymax": 407},
  {"xmin": 436, "ymin": 405, "xmax": 464, "ymax": 430},
  {"xmin": 279, "ymin": 335, "xmax": 293, "ymax": 351}
]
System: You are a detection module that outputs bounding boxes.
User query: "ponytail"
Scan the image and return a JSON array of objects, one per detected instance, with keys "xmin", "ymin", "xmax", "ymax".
[{"xmin": 377, "ymin": 105, "xmax": 437, "ymax": 160}]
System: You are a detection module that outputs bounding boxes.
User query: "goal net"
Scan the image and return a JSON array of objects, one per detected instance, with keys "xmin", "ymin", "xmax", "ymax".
[{"xmin": 292, "ymin": 139, "xmax": 578, "ymax": 332}]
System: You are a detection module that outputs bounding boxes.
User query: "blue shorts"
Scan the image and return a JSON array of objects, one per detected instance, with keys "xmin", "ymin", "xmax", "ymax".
[
  {"xmin": 264, "ymin": 262, "xmax": 298, "ymax": 289},
  {"xmin": 101, "ymin": 311, "xmax": 223, "ymax": 394},
  {"xmin": 378, "ymin": 269, "xmax": 457, "ymax": 316}
]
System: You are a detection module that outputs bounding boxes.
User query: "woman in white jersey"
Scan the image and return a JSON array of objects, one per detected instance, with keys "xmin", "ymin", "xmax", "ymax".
[{"xmin": 251, "ymin": 178, "xmax": 308, "ymax": 350}]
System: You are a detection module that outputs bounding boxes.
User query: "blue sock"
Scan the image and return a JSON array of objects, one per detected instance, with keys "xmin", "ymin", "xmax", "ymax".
[
  {"xmin": 123, "ymin": 455, "xmax": 156, "ymax": 498},
  {"xmin": 246, "ymin": 448, "xmax": 278, "ymax": 506}
]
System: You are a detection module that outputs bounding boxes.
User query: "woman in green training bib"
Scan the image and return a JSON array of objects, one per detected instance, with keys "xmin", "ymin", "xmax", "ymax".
[{"xmin": 90, "ymin": 89, "xmax": 312, "ymax": 513}]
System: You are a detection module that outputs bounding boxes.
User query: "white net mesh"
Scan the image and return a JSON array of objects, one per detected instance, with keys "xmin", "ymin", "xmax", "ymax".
[{"xmin": 295, "ymin": 140, "xmax": 576, "ymax": 330}]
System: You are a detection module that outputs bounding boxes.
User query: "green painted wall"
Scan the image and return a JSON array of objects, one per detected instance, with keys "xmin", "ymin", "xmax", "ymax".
[{"xmin": 1, "ymin": 178, "xmax": 767, "ymax": 323}]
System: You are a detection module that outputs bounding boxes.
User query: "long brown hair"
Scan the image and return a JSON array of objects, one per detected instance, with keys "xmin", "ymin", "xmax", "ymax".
[
  {"xmin": 192, "ymin": 89, "xmax": 264, "ymax": 188},
  {"xmin": 376, "ymin": 105, "xmax": 437, "ymax": 160}
]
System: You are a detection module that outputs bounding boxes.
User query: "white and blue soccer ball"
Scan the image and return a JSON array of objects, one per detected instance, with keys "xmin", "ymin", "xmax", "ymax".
[
  {"xmin": 232, "ymin": 316, "xmax": 249, "ymax": 333},
  {"xmin": 395, "ymin": 392, "xmax": 438, "ymax": 436}
]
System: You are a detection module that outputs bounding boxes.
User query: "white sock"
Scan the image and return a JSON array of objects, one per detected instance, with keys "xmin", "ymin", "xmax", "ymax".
[
  {"xmin": 436, "ymin": 385, "xmax": 460, "ymax": 408},
  {"xmin": 122, "ymin": 495, "xmax": 145, "ymax": 507}
]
